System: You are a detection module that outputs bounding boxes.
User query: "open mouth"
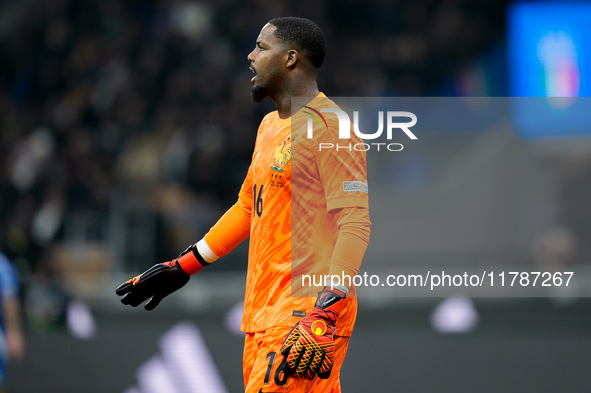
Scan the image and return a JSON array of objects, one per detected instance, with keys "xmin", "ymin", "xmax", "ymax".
[{"xmin": 249, "ymin": 66, "xmax": 257, "ymax": 83}]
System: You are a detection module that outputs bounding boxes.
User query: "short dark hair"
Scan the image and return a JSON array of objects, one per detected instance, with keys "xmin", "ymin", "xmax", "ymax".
[{"xmin": 268, "ymin": 17, "xmax": 327, "ymax": 69}]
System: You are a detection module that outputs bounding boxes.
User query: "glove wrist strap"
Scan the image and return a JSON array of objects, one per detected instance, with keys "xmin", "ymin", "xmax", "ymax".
[
  {"xmin": 177, "ymin": 244, "xmax": 210, "ymax": 275},
  {"xmin": 314, "ymin": 287, "xmax": 346, "ymax": 321}
]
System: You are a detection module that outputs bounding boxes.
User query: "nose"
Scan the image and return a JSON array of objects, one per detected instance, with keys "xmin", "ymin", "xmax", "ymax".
[{"xmin": 247, "ymin": 48, "xmax": 256, "ymax": 63}]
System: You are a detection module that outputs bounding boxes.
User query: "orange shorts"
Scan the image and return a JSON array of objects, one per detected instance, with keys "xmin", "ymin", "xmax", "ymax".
[{"xmin": 243, "ymin": 326, "xmax": 350, "ymax": 393}]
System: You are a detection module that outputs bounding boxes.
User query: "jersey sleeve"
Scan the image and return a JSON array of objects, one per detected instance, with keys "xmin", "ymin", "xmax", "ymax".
[
  {"xmin": 328, "ymin": 207, "xmax": 371, "ymax": 278},
  {"xmin": 316, "ymin": 119, "xmax": 369, "ymax": 211},
  {"xmin": 0, "ymin": 254, "xmax": 18, "ymax": 298}
]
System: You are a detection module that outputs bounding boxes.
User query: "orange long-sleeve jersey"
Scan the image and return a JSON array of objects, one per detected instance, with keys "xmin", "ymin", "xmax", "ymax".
[{"xmin": 202, "ymin": 94, "xmax": 370, "ymax": 335}]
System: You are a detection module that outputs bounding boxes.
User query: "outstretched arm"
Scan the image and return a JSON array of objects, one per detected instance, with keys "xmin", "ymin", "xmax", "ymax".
[
  {"xmin": 116, "ymin": 194, "xmax": 252, "ymax": 310},
  {"xmin": 199, "ymin": 195, "xmax": 252, "ymax": 263}
]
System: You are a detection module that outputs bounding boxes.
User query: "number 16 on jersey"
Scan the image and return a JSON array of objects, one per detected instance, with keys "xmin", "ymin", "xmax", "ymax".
[{"xmin": 253, "ymin": 184, "xmax": 264, "ymax": 218}]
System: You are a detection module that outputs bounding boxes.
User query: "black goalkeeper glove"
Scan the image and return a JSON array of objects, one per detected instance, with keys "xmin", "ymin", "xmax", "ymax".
[{"xmin": 115, "ymin": 244, "xmax": 208, "ymax": 310}]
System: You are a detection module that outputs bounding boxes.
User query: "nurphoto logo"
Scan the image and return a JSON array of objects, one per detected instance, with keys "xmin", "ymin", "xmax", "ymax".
[{"xmin": 305, "ymin": 108, "xmax": 418, "ymax": 151}]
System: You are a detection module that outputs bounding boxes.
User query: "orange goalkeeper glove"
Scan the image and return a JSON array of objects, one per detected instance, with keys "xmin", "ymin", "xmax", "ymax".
[
  {"xmin": 115, "ymin": 244, "xmax": 209, "ymax": 310},
  {"xmin": 280, "ymin": 287, "xmax": 346, "ymax": 380}
]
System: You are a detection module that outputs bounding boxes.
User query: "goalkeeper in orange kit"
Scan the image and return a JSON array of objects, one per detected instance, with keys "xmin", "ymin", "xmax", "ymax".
[{"xmin": 116, "ymin": 17, "xmax": 371, "ymax": 392}]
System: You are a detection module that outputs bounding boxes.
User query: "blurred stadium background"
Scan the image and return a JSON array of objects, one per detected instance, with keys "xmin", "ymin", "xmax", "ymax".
[{"xmin": 2, "ymin": 0, "xmax": 591, "ymax": 391}]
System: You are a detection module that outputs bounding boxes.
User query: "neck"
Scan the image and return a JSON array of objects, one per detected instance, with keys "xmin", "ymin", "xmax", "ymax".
[{"xmin": 272, "ymin": 77, "xmax": 320, "ymax": 119}]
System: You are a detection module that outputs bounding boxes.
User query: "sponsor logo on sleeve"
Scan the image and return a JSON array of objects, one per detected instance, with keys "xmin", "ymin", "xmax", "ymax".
[{"xmin": 343, "ymin": 181, "xmax": 368, "ymax": 193}]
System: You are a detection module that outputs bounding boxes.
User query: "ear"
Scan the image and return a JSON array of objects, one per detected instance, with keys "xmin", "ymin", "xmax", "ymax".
[{"xmin": 285, "ymin": 49, "xmax": 298, "ymax": 68}]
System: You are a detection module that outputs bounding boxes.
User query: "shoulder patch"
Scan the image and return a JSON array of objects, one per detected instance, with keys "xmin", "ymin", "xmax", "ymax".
[{"xmin": 343, "ymin": 181, "xmax": 368, "ymax": 193}]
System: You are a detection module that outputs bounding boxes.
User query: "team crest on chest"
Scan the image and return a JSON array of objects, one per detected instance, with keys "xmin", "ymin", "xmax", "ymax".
[{"xmin": 270, "ymin": 137, "xmax": 292, "ymax": 172}]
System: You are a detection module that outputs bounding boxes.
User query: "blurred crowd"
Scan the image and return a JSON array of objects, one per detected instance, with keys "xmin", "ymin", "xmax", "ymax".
[{"xmin": 0, "ymin": 0, "xmax": 507, "ymax": 319}]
